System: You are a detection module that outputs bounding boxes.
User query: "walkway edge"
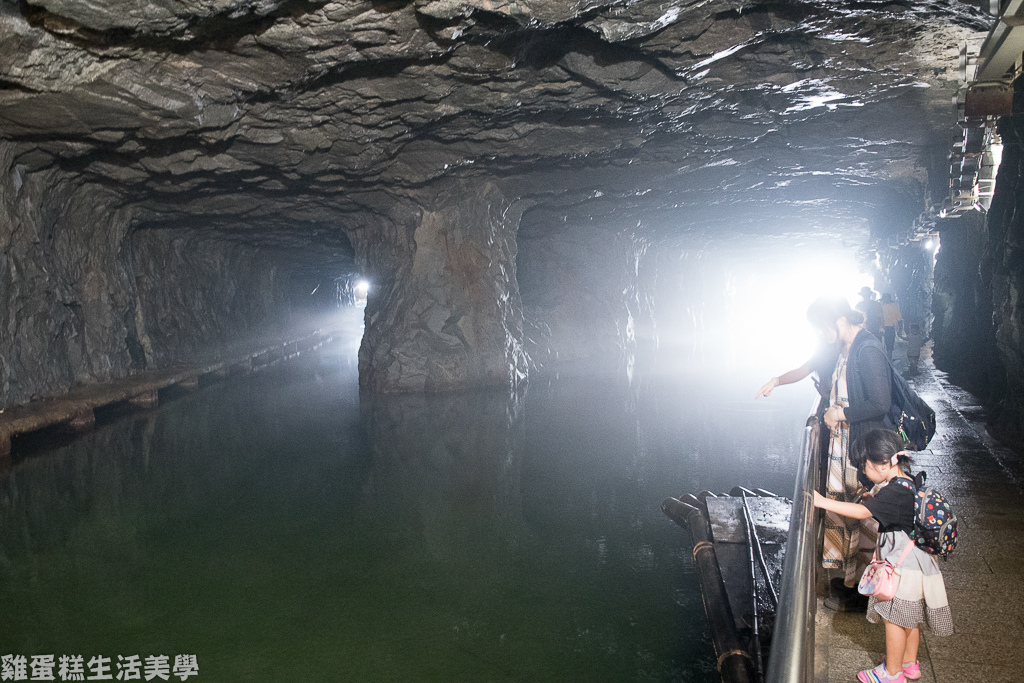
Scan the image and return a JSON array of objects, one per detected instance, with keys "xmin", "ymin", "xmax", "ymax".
[{"xmin": 0, "ymin": 326, "xmax": 341, "ymax": 457}]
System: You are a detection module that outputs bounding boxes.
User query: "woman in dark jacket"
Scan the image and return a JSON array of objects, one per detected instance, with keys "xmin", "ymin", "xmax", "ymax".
[{"xmin": 808, "ymin": 298, "xmax": 892, "ymax": 610}]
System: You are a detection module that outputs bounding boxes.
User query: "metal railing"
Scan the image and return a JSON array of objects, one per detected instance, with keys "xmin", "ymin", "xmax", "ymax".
[{"xmin": 766, "ymin": 413, "xmax": 824, "ymax": 683}]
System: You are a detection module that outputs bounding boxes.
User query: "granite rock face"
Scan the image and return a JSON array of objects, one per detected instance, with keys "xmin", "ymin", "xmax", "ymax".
[{"xmin": 0, "ymin": 0, "xmax": 994, "ymax": 398}]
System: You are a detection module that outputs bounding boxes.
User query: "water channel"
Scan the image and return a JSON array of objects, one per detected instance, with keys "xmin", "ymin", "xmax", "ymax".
[{"xmin": 1, "ymin": 306, "xmax": 818, "ymax": 682}]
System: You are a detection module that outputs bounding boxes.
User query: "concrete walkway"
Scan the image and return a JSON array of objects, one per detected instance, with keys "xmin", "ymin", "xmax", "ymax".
[{"xmin": 815, "ymin": 350, "xmax": 1024, "ymax": 683}]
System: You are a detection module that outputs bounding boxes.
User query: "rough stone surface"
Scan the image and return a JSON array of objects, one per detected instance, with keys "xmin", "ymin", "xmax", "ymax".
[
  {"xmin": 128, "ymin": 228, "xmax": 287, "ymax": 367},
  {"xmin": 519, "ymin": 221, "xmax": 652, "ymax": 373},
  {"xmin": 0, "ymin": 0, "xmax": 997, "ymax": 396},
  {"xmin": 0, "ymin": 144, "xmax": 136, "ymax": 406},
  {"xmin": 932, "ymin": 211, "xmax": 995, "ymax": 390},
  {"xmin": 358, "ymin": 181, "xmax": 527, "ymax": 392},
  {"xmin": 0, "ymin": 143, "xmax": 296, "ymax": 409},
  {"xmin": 934, "ymin": 76, "xmax": 1024, "ymax": 439}
]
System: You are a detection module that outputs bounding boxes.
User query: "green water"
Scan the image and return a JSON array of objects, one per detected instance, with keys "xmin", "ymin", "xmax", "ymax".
[{"xmin": 0, "ymin": 335, "xmax": 812, "ymax": 681}]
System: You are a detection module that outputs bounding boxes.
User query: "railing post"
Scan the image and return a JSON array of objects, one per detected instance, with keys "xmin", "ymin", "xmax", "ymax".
[{"xmin": 766, "ymin": 416, "xmax": 823, "ymax": 683}]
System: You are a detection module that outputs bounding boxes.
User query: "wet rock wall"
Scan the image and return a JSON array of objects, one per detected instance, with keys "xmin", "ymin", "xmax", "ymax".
[
  {"xmin": 357, "ymin": 182, "xmax": 528, "ymax": 394},
  {"xmin": 518, "ymin": 219, "xmax": 654, "ymax": 377},
  {"xmin": 1, "ymin": 146, "xmax": 135, "ymax": 407},
  {"xmin": 932, "ymin": 211, "xmax": 996, "ymax": 390},
  {"xmin": 980, "ymin": 95, "xmax": 1024, "ymax": 438},
  {"xmin": 0, "ymin": 146, "xmax": 293, "ymax": 409},
  {"xmin": 933, "ymin": 80, "xmax": 1024, "ymax": 438},
  {"xmin": 129, "ymin": 229, "xmax": 287, "ymax": 368}
]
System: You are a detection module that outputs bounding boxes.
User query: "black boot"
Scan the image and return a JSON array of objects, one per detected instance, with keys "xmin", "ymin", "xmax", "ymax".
[{"xmin": 824, "ymin": 580, "xmax": 869, "ymax": 612}]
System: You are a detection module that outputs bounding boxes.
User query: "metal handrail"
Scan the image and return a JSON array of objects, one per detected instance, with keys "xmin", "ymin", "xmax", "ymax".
[{"xmin": 766, "ymin": 413, "xmax": 824, "ymax": 683}]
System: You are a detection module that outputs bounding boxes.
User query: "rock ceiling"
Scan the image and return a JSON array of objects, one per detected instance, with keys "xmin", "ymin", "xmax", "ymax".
[{"xmin": 0, "ymin": 0, "xmax": 992, "ymax": 253}]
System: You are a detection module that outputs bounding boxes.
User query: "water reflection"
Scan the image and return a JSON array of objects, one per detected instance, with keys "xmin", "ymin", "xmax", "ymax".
[
  {"xmin": 359, "ymin": 389, "xmax": 526, "ymax": 563},
  {"xmin": 0, "ymin": 336, "xmax": 813, "ymax": 681}
]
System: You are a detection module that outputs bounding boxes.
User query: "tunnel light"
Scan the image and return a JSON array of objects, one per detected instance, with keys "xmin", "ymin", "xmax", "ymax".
[
  {"xmin": 353, "ymin": 279, "xmax": 370, "ymax": 306},
  {"xmin": 723, "ymin": 250, "xmax": 871, "ymax": 372}
]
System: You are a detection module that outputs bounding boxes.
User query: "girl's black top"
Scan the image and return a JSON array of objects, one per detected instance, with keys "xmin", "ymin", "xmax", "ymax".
[{"xmin": 862, "ymin": 476, "xmax": 915, "ymax": 534}]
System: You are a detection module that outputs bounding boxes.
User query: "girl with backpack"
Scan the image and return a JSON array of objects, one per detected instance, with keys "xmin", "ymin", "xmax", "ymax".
[{"xmin": 813, "ymin": 429, "xmax": 953, "ymax": 682}]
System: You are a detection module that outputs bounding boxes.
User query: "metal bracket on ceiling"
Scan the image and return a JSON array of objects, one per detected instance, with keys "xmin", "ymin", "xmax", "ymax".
[
  {"xmin": 975, "ymin": 0, "xmax": 1024, "ymax": 83},
  {"xmin": 940, "ymin": 9, "xmax": 1017, "ymax": 220}
]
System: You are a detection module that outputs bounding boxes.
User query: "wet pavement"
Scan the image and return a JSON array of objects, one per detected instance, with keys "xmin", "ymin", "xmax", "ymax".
[{"xmin": 814, "ymin": 348, "xmax": 1024, "ymax": 683}]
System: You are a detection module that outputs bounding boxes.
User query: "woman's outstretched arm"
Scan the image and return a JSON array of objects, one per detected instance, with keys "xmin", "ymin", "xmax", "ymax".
[{"xmin": 755, "ymin": 362, "xmax": 812, "ymax": 399}]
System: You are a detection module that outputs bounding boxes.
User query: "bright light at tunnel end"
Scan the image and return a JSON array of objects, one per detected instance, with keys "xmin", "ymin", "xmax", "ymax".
[
  {"xmin": 354, "ymin": 279, "xmax": 370, "ymax": 306},
  {"xmin": 725, "ymin": 249, "xmax": 873, "ymax": 373}
]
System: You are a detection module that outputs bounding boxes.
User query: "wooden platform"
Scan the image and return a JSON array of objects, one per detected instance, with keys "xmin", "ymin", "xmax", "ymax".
[{"xmin": 0, "ymin": 327, "xmax": 339, "ymax": 457}]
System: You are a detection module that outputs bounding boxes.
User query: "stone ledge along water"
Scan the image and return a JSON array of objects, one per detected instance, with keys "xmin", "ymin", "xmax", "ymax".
[{"xmin": 0, "ymin": 326, "xmax": 340, "ymax": 459}]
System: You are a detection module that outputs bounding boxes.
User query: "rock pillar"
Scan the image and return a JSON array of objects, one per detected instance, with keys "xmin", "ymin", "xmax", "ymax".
[{"xmin": 357, "ymin": 182, "xmax": 528, "ymax": 393}]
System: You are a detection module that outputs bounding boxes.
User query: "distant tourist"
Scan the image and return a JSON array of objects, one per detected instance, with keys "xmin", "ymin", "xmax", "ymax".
[
  {"xmin": 856, "ymin": 287, "xmax": 884, "ymax": 340},
  {"xmin": 905, "ymin": 324, "xmax": 924, "ymax": 375},
  {"xmin": 807, "ymin": 298, "xmax": 893, "ymax": 611},
  {"xmin": 813, "ymin": 429, "xmax": 952, "ymax": 682},
  {"xmin": 880, "ymin": 293, "xmax": 903, "ymax": 359}
]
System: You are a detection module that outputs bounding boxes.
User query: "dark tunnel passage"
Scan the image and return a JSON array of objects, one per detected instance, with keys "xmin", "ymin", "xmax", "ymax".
[
  {"xmin": 3, "ymin": 0, "xmax": 1024, "ymax": 678},
  {"xmin": 0, "ymin": 0, "xmax": 1010, "ymax": 408}
]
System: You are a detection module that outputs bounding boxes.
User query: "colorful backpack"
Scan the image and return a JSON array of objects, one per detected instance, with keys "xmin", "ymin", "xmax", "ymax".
[{"xmin": 892, "ymin": 474, "xmax": 958, "ymax": 558}]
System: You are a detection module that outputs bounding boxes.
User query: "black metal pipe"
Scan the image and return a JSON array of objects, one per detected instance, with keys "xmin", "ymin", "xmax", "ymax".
[{"xmin": 662, "ymin": 497, "xmax": 756, "ymax": 683}]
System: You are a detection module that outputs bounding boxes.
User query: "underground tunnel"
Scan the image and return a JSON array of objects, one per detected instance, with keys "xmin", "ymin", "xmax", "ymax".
[{"xmin": 2, "ymin": 0, "xmax": 1024, "ymax": 678}]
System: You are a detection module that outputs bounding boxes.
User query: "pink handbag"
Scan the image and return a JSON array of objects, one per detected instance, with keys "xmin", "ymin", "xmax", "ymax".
[{"xmin": 857, "ymin": 542, "xmax": 914, "ymax": 600}]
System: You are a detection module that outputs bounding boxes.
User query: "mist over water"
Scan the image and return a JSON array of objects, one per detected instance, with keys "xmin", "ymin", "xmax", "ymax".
[{"xmin": 0, "ymin": 239, "xmax": 851, "ymax": 679}]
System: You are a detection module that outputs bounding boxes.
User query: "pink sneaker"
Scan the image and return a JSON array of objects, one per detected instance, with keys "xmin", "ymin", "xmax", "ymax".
[
  {"xmin": 857, "ymin": 663, "xmax": 905, "ymax": 683},
  {"xmin": 900, "ymin": 661, "xmax": 920, "ymax": 679},
  {"xmin": 881, "ymin": 656, "xmax": 921, "ymax": 680}
]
